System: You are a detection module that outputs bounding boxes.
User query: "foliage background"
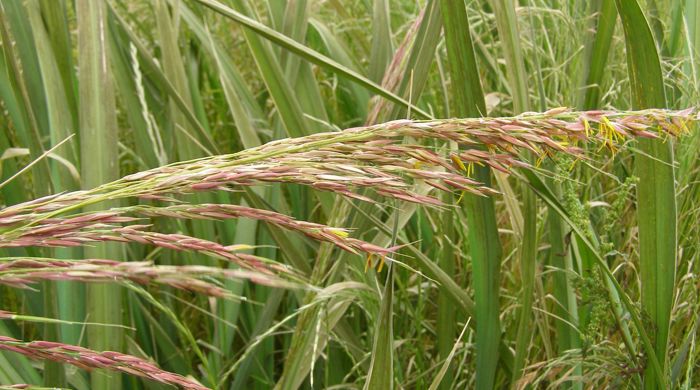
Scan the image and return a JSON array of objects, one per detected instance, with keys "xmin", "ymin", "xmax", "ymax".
[{"xmin": 0, "ymin": 0, "xmax": 699, "ymax": 389}]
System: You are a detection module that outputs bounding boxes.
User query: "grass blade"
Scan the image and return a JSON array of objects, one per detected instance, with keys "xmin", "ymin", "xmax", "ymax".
[
  {"xmin": 76, "ymin": 1, "xmax": 123, "ymax": 388},
  {"xmin": 489, "ymin": 0, "xmax": 537, "ymax": 385},
  {"xmin": 615, "ymin": 1, "xmax": 674, "ymax": 388},
  {"xmin": 439, "ymin": 1, "xmax": 503, "ymax": 387},
  {"xmin": 520, "ymin": 168, "xmax": 665, "ymax": 388},
  {"xmin": 364, "ymin": 266, "xmax": 394, "ymax": 390},
  {"xmin": 368, "ymin": 0, "xmax": 393, "ymax": 83},
  {"xmin": 192, "ymin": 0, "xmax": 432, "ymax": 119},
  {"xmin": 580, "ymin": 0, "xmax": 617, "ymax": 109}
]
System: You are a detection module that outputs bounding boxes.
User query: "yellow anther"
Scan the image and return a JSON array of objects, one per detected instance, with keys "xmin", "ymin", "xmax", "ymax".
[
  {"xmin": 376, "ymin": 256, "xmax": 386, "ymax": 273},
  {"xmin": 450, "ymin": 154, "xmax": 467, "ymax": 172},
  {"xmin": 569, "ymin": 157, "xmax": 579, "ymax": 171},
  {"xmin": 456, "ymin": 190, "xmax": 466, "ymax": 204},
  {"xmin": 327, "ymin": 228, "xmax": 349, "ymax": 238},
  {"xmin": 674, "ymin": 119, "xmax": 690, "ymax": 135},
  {"xmin": 583, "ymin": 118, "xmax": 591, "ymax": 137},
  {"xmin": 681, "ymin": 119, "xmax": 691, "ymax": 134},
  {"xmin": 535, "ymin": 153, "xmax": 546, "ymax": 168},
  {"xmin": 597, "ymin": 116, "xmax": 622, "ymax": 155},
  {"xmin": 466, "ymin": 162, "xmax": 475, "ymax": 178},
  {"xmin": 226, "ymin": 244, "xmax": 256, "ymax": 252}
]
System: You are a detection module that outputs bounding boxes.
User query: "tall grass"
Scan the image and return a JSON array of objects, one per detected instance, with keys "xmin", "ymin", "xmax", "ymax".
[
  {"xmin": 0, "ymin": 1, "xmax": 698, "ymax": 389},
  {"xmin": 440, "ymin": 2, "xmax": 502, "ymax": 388}
]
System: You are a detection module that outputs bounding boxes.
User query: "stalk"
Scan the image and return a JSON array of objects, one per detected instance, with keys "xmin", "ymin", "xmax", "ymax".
[
  {"xmin": 370, "ymin": 0, "xmax": 442, "ymax": 123},
  {"xmin": 580, "ymin": 0, "xmax": 617, "ymax": 110},
  {"xmin": 76, "ymin": 1, "xmax": 123, "ymax": 388},
  {"xmin": 0, "ymin": 1, "xmax": 53, "ymax": 186},
  {"xmin": 27, "ymin": 3, "xmax": 84, "ymax": 379},
  {"xmin": 489, "ymin": 0, "xmax": 539, "ymax": 385},
  {"xmin": 363, "ymin": 211, "xmax": 397, "ymax": 389},
  {"xmin": 1, "ymin": 2, "xmax": 68, "ymax": 385},
  {"xmin": 437, "ymin": 190, "xmax": 457, "ymax": 389},
  {"xmin": 368, "ymin": 0, "xmax": 393, "ymax": 83},
  {"xmin": 439, "ymin": 1, "xmax": 503, "ymax": 388},
  {"xmin": 615, "ymin": 1, "xmax": 675, "ymax": 388}
]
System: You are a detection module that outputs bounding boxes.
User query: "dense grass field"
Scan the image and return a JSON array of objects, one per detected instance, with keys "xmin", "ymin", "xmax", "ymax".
[{"xmin": 0, "ymin": 0, "xmax": 699, "ymax": 389}]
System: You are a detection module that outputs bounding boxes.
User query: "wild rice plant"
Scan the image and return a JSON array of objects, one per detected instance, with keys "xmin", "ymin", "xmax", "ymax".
[{"xmin": 0, "ymin": 1, "xmax": 699, "ymax": 389}]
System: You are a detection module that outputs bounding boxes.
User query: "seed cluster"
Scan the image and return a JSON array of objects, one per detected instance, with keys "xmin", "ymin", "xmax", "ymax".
[
  {"xmin": 0, "ymin": 204, "xmax": 400, "ymax": 272},
  {"xmin": 2, "ymin": 108, "xmax": 694, "ymax": 222},
  {"xmin": 0, "ymin": 108, "xmax": 695, "ymax": 277},
  {"xmin": 0, "ymin": 108, "xmax": 695, "ymax": 390},
  {"xmin": 0, "ymin": 336, "xmax": 207, "ymax": 389},
  {"xmin": 0, "ymin": 258, "xmax": 291, "ymax": 295}
]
